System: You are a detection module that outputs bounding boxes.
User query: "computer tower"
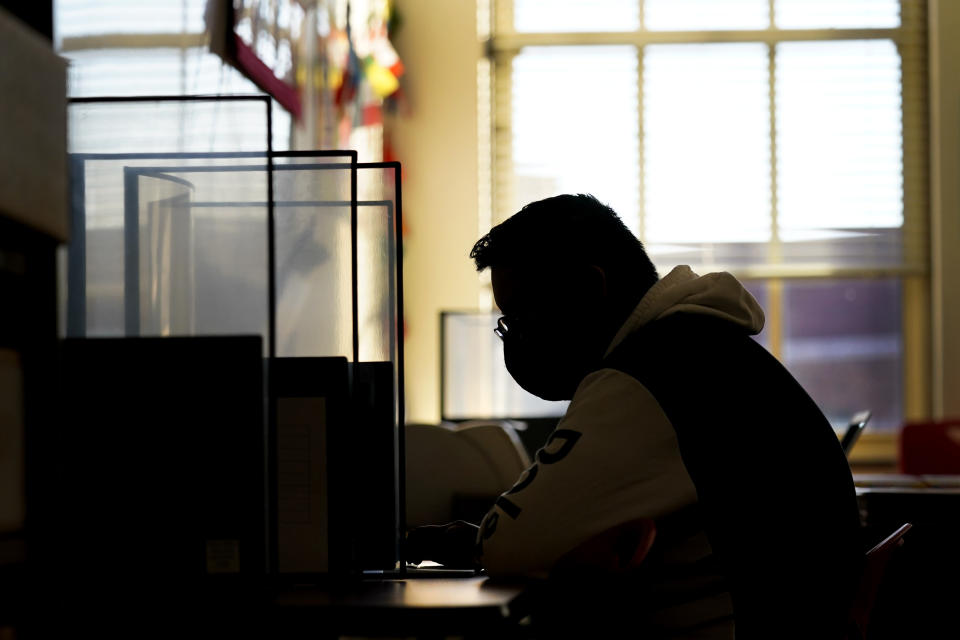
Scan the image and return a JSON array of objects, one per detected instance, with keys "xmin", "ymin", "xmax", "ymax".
[
  {"xmin": 271, "ymin": 356, "xmax": 350, "ymax": 577},
  {"xmin": 271, "ymin": 358, "xmax": 400, "ymax": 577},
  {"xmin": 349, "ymin": 361, "xmax": 400, "ymax": 571},
  {"xmin": 34, "ymin": 336, "xmax": 267, "ymax": 601}
]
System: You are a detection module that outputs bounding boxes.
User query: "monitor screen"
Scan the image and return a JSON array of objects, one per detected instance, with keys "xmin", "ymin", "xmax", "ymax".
[{"xmin": 441, "ymin": 311, "xmax": 568, "ymax": 421}]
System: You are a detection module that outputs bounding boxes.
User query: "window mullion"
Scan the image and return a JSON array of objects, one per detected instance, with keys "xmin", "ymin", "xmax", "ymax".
[
  {"xmin": 767, "ymin": 40, "xmax": 785, "ymax": 359},
  {"xmin": 491, "ymin": 28, "xmax": 901, "ymax": 52},
  {"xmin": 638, "ymin": 1, "xmax": 646, "ymax": 243},
  {"xmin": 494, "ymin": 0, "xmax": 514, "ymax": 35},
  {"xmin": 637, "ymin": 45, "xmax": 646, "ymax": 243},
  {"xmin": 768, "ymin": 43, "xmax": 780, "ymax": 261}
]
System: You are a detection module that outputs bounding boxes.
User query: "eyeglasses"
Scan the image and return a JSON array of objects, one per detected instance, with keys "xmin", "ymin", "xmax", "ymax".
[{"xmin": 494, "ymin": 316, "xmax": 512, "ymax": 342}]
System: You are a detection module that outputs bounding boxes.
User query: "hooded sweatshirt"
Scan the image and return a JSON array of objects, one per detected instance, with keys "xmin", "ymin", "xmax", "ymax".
[{"xmin": 476, "ymin": 266, "xmax": 861, "ymax": 639}]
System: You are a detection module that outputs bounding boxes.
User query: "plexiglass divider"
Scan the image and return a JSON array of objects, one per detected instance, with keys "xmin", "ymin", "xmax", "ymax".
[
  {"xmin": 66, "ymin": 156, "xmax": 368, "ymax": 355},
  {"xmin": 355, "ymin": 162, "xmax": 405, "ymax": 568},
  {"xmin": 66, "ymin": 97, "xmax": 404, "ymax": 575}
]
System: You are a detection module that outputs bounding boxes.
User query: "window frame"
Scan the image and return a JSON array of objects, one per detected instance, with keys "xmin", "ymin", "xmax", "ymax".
[{"xmin": 481, "ymin": 0, "xmax": 930, "ymax": 463}]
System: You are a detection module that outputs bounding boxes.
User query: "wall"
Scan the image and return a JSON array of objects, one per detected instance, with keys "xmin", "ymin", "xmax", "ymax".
[{"xmin": 388, "ymin": 1, "xmax": 484, "ymax": 424}]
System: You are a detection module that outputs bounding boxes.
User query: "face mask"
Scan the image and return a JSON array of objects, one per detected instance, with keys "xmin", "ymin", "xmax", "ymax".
[
  {"xmin": 502, "ymin": 329, "xmax": 591, "ymax": 401},
  {"xmin": 492, "ymin": 264, "xmax": 608, "ymax": 400}
]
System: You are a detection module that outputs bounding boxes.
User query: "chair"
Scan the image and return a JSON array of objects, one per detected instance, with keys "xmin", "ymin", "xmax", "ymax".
[
  {"xmin": 847, "ymin": 523, "xmax": 913, "ymax": 640},
  {"xmin": 899, "ymin": 419, "xmax": 960, "ymax": 474},
  {"xmin": 450, "ymin": 421, "xmax": 530, "ymax": 481},
  {"xmin": 404, "ymin": 421, "xmax": 530, "ymax": 527},
  {"xmin": 550, "ymin": 517, "xmax": 657, "ymax": 577},
  {"xmin": 506, "ymin": 519, "xmax": 658, "ymax": 637},
  {"xmin": 841, "ymin": 410, "xmax": 871, "ymax": 457}
]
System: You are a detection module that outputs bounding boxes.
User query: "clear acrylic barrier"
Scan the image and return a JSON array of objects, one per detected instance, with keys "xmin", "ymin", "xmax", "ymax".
[
  {"xmin": 356, "ymin": 164, "xmax": 402, "ymax": 374},
  {"xmin": 132, "ymin": 154, "xmax": 357, "ymax": 358},
  {"xmin": 67, "ymin": 146, "xmax": 360, "ymax": 359},
  {"xmin": 65, "ymin": 97, "xmax": 404, "ymax": 573},
  {"xmin": 272, "ymin": 155, "xmax": 356, "ymax": 358},
  {"xmin": 131, "ymin": 162, "xmax": 274, "ymax": 341},
  {"xmin": 68, "ymin": 154, "xmax": 271, "ymax": 341},
  {"xmin": 66, "ymin": 97, "xmax": 274, "ymax": 345}
]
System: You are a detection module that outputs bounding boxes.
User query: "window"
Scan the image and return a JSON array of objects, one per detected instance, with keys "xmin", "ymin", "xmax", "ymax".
[
  {"xmin": 485, "ymin": 0, "xmax": 928, "ymax": 433},
  {"xmin": 55, "ymin": 0, "xmax": 292, "ymax": 151}
]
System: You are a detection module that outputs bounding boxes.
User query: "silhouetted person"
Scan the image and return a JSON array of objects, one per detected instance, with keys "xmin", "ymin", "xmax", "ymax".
[{"xmin": 407, "ymin": 194, "xmax": 861, "ymax": 639}]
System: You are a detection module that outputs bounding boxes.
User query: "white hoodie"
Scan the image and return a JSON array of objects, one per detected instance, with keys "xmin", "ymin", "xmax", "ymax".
[
  {"xmin": 605, "ymin": 265, "xmax": 764, "ymax": 356},
  {"xmin": 476, "ymin": 266, "xmax": 765, "ymax": 630}
]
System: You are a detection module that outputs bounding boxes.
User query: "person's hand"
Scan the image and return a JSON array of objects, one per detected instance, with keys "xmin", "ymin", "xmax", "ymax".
[{"xmin": 405, "ymin": 520, "xmax": 480, "ymax": 569}]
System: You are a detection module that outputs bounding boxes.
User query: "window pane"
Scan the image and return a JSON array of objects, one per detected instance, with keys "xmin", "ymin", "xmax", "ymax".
[
  {"xmin": 57, "ymin": 0, "xmax": 292, "ymax": 150},
  {"xmin": 775, "ymin": 40, "xmax": 902, "ymax": 267},
  {"xmin": 62, "ymin": 48, "xmax": 291, "ymax": 151},
  {"xmin": 514, "ymin": 0, "xmax": 639, "ymax": 32},
  {"xmin": 741, "ymin": 280, "xmax": 772, "ymax": 350},
  {"xmin": 69, "ymin": 100, "xmax": 272, "ymax": 155},
  {"xmin": 643, "ymin": 43, "xmax": 770, "ymax": 270},
  {"xmin": 644, "ymin": 0, "xmax": 769, "ymax": 31},
  {"xmin": 65, "ymin": 48, "xmax": 257, "ymax": 96},
  {"xmin": 783, "ymin": 279, "xmax": 903, "ymax": 431},
  {"xmin": 775, "ymin": 0, "xmax": 900, "ymax": 29},
  {"xmin": 510, "ymin": 46, "xmax": 639, "ymax": 228},
  {"xmin": 56, "ymin": 0, "xmax": 207, "ymax": 38}
]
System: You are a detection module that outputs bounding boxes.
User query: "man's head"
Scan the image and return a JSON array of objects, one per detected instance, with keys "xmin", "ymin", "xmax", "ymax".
[{"xmin": 470, "ymin": 194, "xmax": 659, "ymax": 400}]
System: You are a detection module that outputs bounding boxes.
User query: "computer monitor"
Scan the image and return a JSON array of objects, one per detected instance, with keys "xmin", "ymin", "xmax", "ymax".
[
  {"xmin": 272, "ymin": 357, "xmax": 400, "ymax": 577},
  {"xmin": 440, "ymin": 311, "xmax": 568, "ymax": 421}
]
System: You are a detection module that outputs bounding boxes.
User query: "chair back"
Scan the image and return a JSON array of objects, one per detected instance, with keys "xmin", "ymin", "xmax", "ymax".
[
  {"xmin": 899, "ymin": 419, "xmax": 960, "ymax": 474},
  {"xmin": 404, "ymin": 421, "xmax": 530, "ymax": 527},
  {"xmin": 848, "ymin": 523, "xmax": 912, "ymax": 640},
  {"xmin": 450, "ymin": 420, "xmax": 531, "ymax": 485}
]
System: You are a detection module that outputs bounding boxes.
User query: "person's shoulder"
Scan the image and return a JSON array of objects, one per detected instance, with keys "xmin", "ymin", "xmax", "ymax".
[
  {"xmin": 605, "ymin": 312, "xmax": 783, "ymax": 393},
  {"xmin": 571, "ymin": 367, "xmax": 654, "ymax": 405},
  {"xmin": 561, "ymin": 368, "xmax": 674, "ymax": 438}
]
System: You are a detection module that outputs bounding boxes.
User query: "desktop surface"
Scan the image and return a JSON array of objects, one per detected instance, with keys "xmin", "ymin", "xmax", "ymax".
[
  {"xmin": 271, "ymin": 575, "xmax": 525, "ymax": 638},
  {"xmin": 273, "ymin": 574, "xmax": 526, "ymax": 637},
  {"xmin": 276, "ymin": 575, "xmax": 519, "ymax": 608}
]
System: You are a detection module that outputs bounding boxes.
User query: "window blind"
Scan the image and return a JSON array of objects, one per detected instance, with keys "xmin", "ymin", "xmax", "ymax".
[
  {"xmin": 487, "ymin": 0, "xmax": 928, "ymax": 431},
  {"xmin": 55, "ymin": 0, "xmax": 291, "ymax": 152},
  {"xmin": 492, "ymin": 0, "xmax": 928, "ymax": 279}
]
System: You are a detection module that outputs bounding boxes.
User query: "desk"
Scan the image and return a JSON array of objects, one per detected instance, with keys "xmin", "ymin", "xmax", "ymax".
[
  {"xmin": 12, "ymin": 576, "xmax": 525, "ymax": 639},
  {"xmin": 854, "ymin": 472, "xmax": 960, "ymax": 489},
  {"xmin": 853, "ymin": 475, "xmax": 960, "ymax": 640},
  {"xmin": 854, "ymin": 475, "xmax": 960, "ymax": 534},
  {"xmin": 274, "ymin": 576, "xmax": 527, "ymax": 638}
]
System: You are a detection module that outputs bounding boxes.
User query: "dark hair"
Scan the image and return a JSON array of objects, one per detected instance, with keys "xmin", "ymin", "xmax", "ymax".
[{"xmin": 470, "ymin": 194, "xmax": 659, "ymax": 301}]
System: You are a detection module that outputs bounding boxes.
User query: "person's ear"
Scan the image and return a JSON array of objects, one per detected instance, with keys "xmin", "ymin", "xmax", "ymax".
[
  {"xmin": 588, "ymin": 265, "xmax": 607, "ymax": 299},
  {"xmin": 575, "ymin": 265, "xmax": 607, "ymax": 302}
]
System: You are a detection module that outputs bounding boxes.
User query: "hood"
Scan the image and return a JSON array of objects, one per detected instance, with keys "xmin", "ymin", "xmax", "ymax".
[{"xmin": 604, "ymin": 265, "xmax": 765, "ymax": 357}]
